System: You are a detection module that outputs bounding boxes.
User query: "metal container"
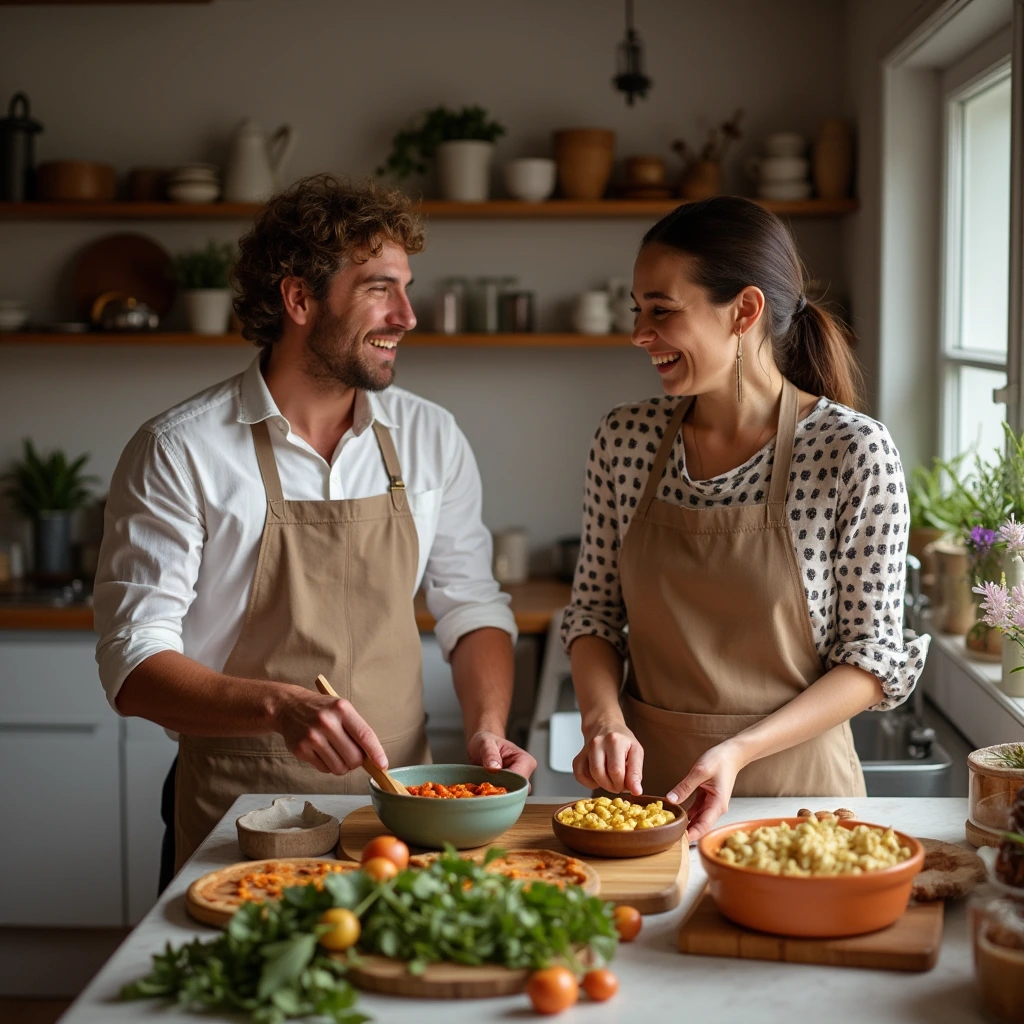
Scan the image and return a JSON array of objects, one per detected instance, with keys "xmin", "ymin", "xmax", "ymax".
[
  {"xmin": 0, "ymin": 93, "xmax": 42, "ymax": 201},
  {"xmin": 34, "ymin": 511, "xmax": 73, "ymax": 579},
  {"xmin": 434, "ymin": 277, "xmax": 468, "ymax": 334},
  {"xmin": 499, "ymin": 290, "xmax": 535, "ymax": 332}
]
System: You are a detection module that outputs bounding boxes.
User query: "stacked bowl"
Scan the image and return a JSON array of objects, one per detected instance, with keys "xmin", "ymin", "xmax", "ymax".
[
  {"xmin": 746, "ymin": 133, "xmax": 811, "ymax": 203},
  {"xmin": 166, "ymin": 165, "xmax": 220, "ymax": 203}
]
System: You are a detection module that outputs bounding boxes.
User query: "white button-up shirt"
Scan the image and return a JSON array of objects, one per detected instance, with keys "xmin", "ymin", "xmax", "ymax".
[{"xmin": 94, "ymin": 357, "xmax": 516, "ymax": 712}]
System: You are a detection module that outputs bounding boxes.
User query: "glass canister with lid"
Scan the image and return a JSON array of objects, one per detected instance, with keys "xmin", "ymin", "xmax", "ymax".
[{"xmin": 969, "ymin": 745, "xmax": 1024, "ymax": 845}]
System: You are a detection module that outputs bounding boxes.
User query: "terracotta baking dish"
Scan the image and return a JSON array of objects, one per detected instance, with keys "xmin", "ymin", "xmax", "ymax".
[{"xmin": 698, "ymin": 817, "xmax": 925, "ymax": 938}]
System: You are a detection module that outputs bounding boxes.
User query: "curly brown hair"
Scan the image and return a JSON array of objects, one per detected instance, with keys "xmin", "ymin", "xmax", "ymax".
[{"xmin": 232, "ymin": 174, "xmax": 426, "ymax": 350}]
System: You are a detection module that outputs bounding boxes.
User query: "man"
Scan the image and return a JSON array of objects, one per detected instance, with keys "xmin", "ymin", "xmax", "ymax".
[{"xmin": 94, "ymin": 175, "xmax": 536, "ymax": 883}]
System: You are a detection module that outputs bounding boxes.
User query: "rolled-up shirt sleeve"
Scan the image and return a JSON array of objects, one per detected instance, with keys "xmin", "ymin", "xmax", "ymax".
[
  {"xmin": 825, "ymin": 426, "xmax": 930, "ymax": 710},
  {"xmin": 561, "ymin": 413, "xmax": 629, "ymax": 657},
  {"xmin": 94, "ymin": 427, "xmax": 205, "ymax": 712},
  {"xmin": 421, "ymin": 418, "xmax": 516, "ymax": 659}
]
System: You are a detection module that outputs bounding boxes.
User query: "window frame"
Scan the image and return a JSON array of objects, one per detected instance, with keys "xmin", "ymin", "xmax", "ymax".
[{"xmin": 938, "ymin": 33, "xmax": 1012, "ymax": 461}]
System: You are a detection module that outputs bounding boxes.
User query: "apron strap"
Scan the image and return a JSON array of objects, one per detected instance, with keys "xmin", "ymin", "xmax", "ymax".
[
  {"xmin": 250, "ymin": 420, "xmax": 285, "ymax": 510},
  {"xmin": 638, "ymin": 397, "xmax": 692, "ymax": 517},
  {"xmin": 371, "ymin": 421, "xmax": 408, "ymax": 512},
  {"xmin": 766, "ymin": 378, "xmax": 799, "ymax": 524}
]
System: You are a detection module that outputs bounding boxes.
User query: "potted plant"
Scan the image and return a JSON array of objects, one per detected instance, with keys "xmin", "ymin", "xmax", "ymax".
[
  {"xmin": 671, "ymin": 108, "xmax": 744, "ymax": 199},
  {"xmin": 378, "ymin": 105, "xmax": 506, "ymax": 202},
  {"xmin": 173, "ymin": 241, "xmax": 235, "ymax": 335},
  {"xmin": 2, "ymin": 439, "xmax": 97, "ymax": 580}
]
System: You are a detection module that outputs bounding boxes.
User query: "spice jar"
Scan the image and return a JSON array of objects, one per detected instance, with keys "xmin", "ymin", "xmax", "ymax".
[{"xmin": 434, "ymin": 277, "xmax": 468, "ymax": 335}]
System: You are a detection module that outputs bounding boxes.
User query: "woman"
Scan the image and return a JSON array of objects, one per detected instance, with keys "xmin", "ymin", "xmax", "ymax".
[{"xmin": 562, "ymin": 197, "xmax": 929, "ymax": 841}]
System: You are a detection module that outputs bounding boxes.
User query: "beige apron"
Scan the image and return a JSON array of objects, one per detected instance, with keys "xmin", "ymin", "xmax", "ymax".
[
  {"xmin": 619, "ymin": 377, "xmax": 866, "ymax": 799},
  {"xmin": 174, "ymin": 418, "xmax": 429, "ymax": 868}
]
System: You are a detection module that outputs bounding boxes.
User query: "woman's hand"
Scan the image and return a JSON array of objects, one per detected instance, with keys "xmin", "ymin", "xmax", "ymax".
[
  {"xmin": 667, "ymin": 740, "xmax": 747, "ymax": 842},
  {"xmin": 573, "ymin": 719, "xmax": 644, "ymax": 796}
]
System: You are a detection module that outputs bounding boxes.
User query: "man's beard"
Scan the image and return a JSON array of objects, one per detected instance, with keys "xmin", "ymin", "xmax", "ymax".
[{"xmin": 302, "ymin": 303, "xmax": 399, "ymax": 393}]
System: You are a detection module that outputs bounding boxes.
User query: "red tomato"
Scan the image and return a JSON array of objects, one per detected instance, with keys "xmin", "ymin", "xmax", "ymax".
[
  {"xmin": 582, "ymin": 968, "xmax": 618, "ymax": 1001},
  {"xmin": 613, "ymin": 904, "xmax": 642, "ymax": 941},
  {"xmin": 361, "ymin": 835, "xmax": 410, "ymax": 870},
  {"xmin": 526, "ymin": 966, "xmax": 578, "ymax": 1015},
  {"xmin": 362, "ymin": 856, "xmax": 399, "ymax": 882}
]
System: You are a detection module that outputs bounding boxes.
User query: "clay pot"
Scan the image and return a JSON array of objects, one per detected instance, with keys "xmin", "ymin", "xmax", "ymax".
[
  {"xmin": 812, "ymin": 118, "xmax": 854, "ymax": 199},
  {"xmin": 35, "ymin": 160, "xmax": 116, "ymax": 201},
  {"xmin": 679, "ymin": 160, "xmax": 721, "ymax": 200},
  {"xmin": 910, "ymin": 526, "xmax": 945, "ymax": 598},
  {"xmin": 930, "ymin": 540, "xmax": 975, "ymax": 635},
  {"xmin": 553, "ymin": 129, "xmax": 615, "ymax": 200},
  {"xmin": 624, "ymin": 155, "xmax": 666, "ymax": 186}
]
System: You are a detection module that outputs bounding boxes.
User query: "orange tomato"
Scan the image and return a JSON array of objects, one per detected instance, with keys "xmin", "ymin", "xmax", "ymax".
[
  {"xmin": 581, "ymin": 968, "xmax": 618, "ymax": 1002},
  {"xmin": 526, "ymin": 966, "xmax": 578, "ymax": 1015},
  {"xmin": 362, "ymin": 856, "xmax": 399, "ymax": 882},
  {"xmin": 361, "ymin": 835, "xmax": 410, "ymax": 871},
  {"xmin": 317, "ymin": 908, "xmax": 361, "ymax": 951},
  {"xmin": 613, "ymin": 904, "xmax": 642, "ymax": 942}
]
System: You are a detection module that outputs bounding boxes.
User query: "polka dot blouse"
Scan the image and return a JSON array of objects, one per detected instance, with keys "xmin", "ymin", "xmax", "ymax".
[{"xmin": 559, "ymin": 394, "xmax": 930, "ymax": 711}]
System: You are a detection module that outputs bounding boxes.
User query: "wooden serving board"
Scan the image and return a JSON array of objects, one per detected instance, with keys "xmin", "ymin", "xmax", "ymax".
[
  {"xmin": 339, "ymin": 803, "xmax": 687, "ymax": 914},
  {"xmin": 341, "ymin": 955, "xmax": 529, "ymax": 999},
  {"xmin": 678, "ymin": 887, "xmax": 944, "ymax": 972}
]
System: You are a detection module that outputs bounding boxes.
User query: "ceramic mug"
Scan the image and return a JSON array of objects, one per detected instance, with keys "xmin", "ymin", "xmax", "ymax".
[
  {"xmin": 504, "ymin": 158, "xmax": 557, "ymax": 202},
  {"xmin": 493, "ymin": 528, "xmax": 529, "ymax": 585}
]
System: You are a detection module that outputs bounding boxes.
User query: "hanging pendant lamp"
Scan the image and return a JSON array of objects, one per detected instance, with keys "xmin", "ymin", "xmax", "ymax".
[{"xmin": 612, "ymin": 0, "xmax": 652, "ymax": 106}]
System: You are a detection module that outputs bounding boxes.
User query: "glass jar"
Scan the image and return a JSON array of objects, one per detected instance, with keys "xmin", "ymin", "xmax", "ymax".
[
  {"xmin": 972, "ymin": 897, "xmax": 1024, "ymax": 1023},
  {"xmin": 969, "ymin": 746, "xmax": 1024, "ymax": 835},
  {"xmin": 434, "ymin": 276, "xmax": 469, "ymax": 334}
]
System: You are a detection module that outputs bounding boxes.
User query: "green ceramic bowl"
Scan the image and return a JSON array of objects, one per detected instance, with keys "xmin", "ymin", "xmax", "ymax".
[{"xmin": 368, "ymin": 764, "xmax": 529, "ymax": 850}]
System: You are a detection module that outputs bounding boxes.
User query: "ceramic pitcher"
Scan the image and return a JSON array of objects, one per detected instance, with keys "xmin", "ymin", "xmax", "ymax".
[{"xmin": 223, "ymin": 118, "xmax": 297, "ymax": 202}]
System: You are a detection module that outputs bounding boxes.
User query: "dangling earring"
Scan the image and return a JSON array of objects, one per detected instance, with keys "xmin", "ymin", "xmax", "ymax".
[{"xmin": 735, "ymin": 329, "xmax": 744, "ymax": 403}]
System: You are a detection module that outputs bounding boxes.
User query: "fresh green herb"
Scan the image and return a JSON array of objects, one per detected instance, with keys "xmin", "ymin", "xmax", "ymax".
[
  {"xmin": 908, "ymin": 454, "xmax": 970, "ymax": 532},
  {"xmin": 2, "ymin": 439, "xmax": 97, "ymax": 517},
  {"xmin": 377, "ymin": 105, "xmax": 506, "ymax": 179},
  {"xmin": 121, "ymin": 886, "xmax": 368, "ymax": 1024},
  {"xmin": 172, "ymin": 240, "xmax": 235, "ymax": 290},
  {"xmin": 325, "ymin": 846, "xmax": 618, "ymax": 975},
  {"xmin": 1002, "ymin": 831, "xmax": 1024, "ymax": 847},
  {"xmin": 993, "ymin": 743, "xmax": 1024, "ymax": 770}
]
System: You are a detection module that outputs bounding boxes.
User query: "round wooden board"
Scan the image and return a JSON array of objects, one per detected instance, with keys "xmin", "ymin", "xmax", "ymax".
[
  {"xmin": 340, "ymin": 954, "xmax": 529, "ymax": 999},
  {"xmin": 966, "ymin": 818, "xmax": 1004, "ymax": 849},
  {"xmin": 73, "ymin": 232, "xmax": 175, "ymax": 319},
  {"xmin": 185, "ymin": 857, "xmax": 359, "ymax": 929}
]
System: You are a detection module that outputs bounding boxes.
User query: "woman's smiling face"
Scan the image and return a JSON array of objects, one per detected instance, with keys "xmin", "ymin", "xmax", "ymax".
[{"xmin": 630, "ymin": 243, "xmax": 741, "ymax": 397}]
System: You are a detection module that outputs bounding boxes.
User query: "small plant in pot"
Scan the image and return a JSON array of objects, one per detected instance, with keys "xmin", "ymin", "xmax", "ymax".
[
  {"xmin": 173, "ymin": 241, "xmax": 235, "ymax": 335},
  {"xmin": 2, "ymin": 439, "xmax": 97, "ymax": 581},
  {"xmin": 378, "ymin": 105, "xmax": 506, "ymax": 202}
]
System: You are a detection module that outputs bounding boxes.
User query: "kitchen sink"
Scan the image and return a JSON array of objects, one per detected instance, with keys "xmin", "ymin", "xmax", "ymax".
[{"xmin": 850, "ymin": 709, "xmax": 954, "ymax": 797}]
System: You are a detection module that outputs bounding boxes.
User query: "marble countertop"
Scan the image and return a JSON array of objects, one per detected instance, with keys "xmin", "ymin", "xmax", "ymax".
[{"xmin": 58, "ymin": 796, "xmax": 985, "ymax": 1023}]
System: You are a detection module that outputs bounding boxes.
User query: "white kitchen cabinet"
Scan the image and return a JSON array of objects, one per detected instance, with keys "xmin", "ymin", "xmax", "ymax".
[
  {"xmin": 0, "ymin": 718, "xmax": 123, "ymax": 926},
  {"xmin": 123, "ymin": 717, "xmax": 178, "ymax": 924}
]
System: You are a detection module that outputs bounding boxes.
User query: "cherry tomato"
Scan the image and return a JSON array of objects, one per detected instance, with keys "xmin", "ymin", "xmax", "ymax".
[
  {"xmin": 361, "ymin": 835, "xmax": 410, "ymax": 871},
  {"xmin": 317, "ymin": 907, "xmax": 361, "ymax": 951},
  {"xmin": 526, "ymin": 966, "xmax": 578, "ymax": 1015},
  {"xmin": 362, "ymin": 856, "xmax": 399, "ymax": 882},
  {"xmin": 613, "ymin": 904, "xmax": 642, "ymax": 942},
  {"xmin": 582, "ymin": 968, "xmax": 619, "ymax": 1001}
]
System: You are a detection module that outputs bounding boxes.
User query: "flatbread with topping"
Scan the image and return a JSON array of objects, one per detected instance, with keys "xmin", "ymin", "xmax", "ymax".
[
  {"xmin": 186, "ymin": 857, "xmax": 359, "ymax": 927},
  {"xmin": 410, "ymin": 848, "xmax": 600, "ymax": 895},
  {"xmin": 912, "ymin": 838, "xmax": 986, "ymax": 902}
]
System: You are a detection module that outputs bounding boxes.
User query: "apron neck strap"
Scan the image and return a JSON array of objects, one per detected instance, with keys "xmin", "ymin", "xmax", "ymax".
[
  {"xmin": 766, "ymin": 378, "xmax": 799, "ymax": 523},
  {"xmin": 638, "ymin": 397, "xmax": 693, "ymax": 517},
  {"xmin": 251, "ymin": 420, "xmax": 285, "ymax": 505},
  {"xmin": 371, "ymin": 421, "xmax": 408, "ymax": 512}
]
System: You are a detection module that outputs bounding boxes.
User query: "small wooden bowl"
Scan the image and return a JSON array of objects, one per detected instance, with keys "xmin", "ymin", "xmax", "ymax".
[
  {"xmin": 36, "ymin": 160, "xmax": 116, "ymax": 201},
  {"xmin": 551, "ymin": 795, "xmax": 687, "ymax": 858},
  {"xmin": 975, "ymin": 926, "xmax": 1024, "ymax": 1023},
  {"xmin": 235, "ymin": 797, "xmax": 340, "ymax": 859},
  {"xmin": 698, "ymin": 817, "xmax": 924, "ymax": 938}
]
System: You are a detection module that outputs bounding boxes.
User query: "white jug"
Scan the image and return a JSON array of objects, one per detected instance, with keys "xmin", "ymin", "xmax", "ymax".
[{"xmin": 223, "ymin": 118, "xmax": 297, "ymax": 202}]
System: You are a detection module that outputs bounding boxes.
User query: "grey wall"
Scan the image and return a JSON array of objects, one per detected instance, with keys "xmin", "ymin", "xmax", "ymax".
[{"xmin": 0, "ymin": 0, "xmax": 851, "ymax": 561}]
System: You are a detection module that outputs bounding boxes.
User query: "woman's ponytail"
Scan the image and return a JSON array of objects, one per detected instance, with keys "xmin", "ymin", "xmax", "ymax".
[
  {"xmin": 642, "ymin": 197, "xmax": 864, "ymax": 410},
  {"xmin": 783, "ymin": 300, "xmax": 863, "ymax": 410}
]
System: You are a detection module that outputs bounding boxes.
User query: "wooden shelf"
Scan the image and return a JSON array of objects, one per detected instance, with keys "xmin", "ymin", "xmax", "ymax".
[
  {"xmin": 0, "ymin": 579, "xmax": 571, "ymax": 635},
  {"xmin": 0, "ymin": 331, "xmax": 632, "ymax": 348},
  {"xmin": 0, "ymin": 197, "xmax": 859, "ymax": 221}
]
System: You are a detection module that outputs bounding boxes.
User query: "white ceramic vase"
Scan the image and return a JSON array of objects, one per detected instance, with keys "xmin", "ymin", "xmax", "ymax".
[
  {"xmin": 436, "ymin": 140, "xmax": 494, "ymax": 202},
  {"xmin": 503, "ymin": 158, "xmax": 556, "ymax": 201},
  {"xmin": 185, "ymin": 289, "xmax": 232, "ymax": 335},
  {"xmin": 573, "ymin": 291, "xmax": 612, "ymax": 334},
  {"xmin": 1002, "ymin": 554, "xmax": 1024, "ymax": 696}
]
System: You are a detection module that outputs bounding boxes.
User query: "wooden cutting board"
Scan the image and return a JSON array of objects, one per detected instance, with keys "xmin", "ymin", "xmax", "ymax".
[
  {"xmin": 341, "ymin": 955, "xmax": 530, "ymax": 998},
  {"xmin": 678, "ymin": 887, "xmax": 943, "ymax": 971},
  {"xmin": 339, "ymin": 803, "xmax": 687, "ymax": 914}
]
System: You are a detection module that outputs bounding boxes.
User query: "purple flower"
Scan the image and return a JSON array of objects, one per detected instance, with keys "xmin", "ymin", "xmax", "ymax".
[
  {"xmin": 969, "ymin": 526, "xmax": 1000, "ymax": 557},
  {"xmin": 973, "ymin": 579, "xmax": 1013, "ymax": 630}
]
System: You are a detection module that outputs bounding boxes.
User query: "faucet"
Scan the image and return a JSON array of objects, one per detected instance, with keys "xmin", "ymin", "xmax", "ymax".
[{"xmin": 903, "ymin": 553, "xmax": 937, "ymax": 758}]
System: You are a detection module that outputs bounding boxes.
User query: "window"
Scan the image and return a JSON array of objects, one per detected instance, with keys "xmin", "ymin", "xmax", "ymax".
[{"xmin": 941, "ymin": 61, "xmax": 1012, "ymax": 462}]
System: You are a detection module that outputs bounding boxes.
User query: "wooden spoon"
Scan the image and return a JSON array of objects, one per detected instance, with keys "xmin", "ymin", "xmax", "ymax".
[{"xmin": 314, "ymin": 674, "xmax": 410, "ymax": 796}]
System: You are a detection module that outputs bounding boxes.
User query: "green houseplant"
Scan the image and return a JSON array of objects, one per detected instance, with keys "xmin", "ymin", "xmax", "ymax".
[
  {"xmin": 2, "ymin": 439, "xmax": 97, "ymax": 579},
  {"xmin": 378, "ymin": 105, "xmax": 506, "ymax": 202},
  {"xmin": 173, "ymin": 241, "xmax": 235, "ymax": 335}
]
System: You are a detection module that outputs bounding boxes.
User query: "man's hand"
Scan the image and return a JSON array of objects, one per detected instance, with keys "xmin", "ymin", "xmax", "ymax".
[
  {"xmin": 468, "ymin": 730, "xmax": 537, "ymax": 778},
  {"xmin": 274, "ymin": 686, "xmax": 389, "ymax": 775}
]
